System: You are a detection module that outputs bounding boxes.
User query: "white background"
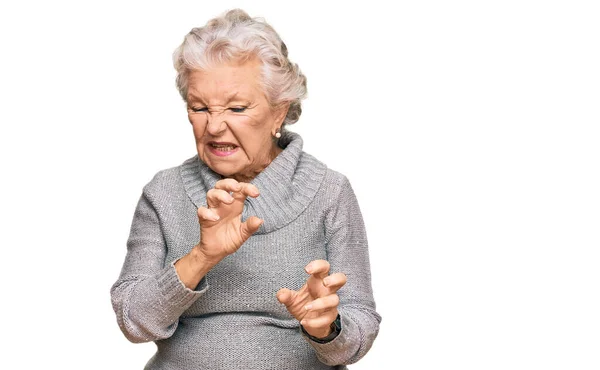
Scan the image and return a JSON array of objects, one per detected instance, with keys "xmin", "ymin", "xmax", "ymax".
[{"xmin": 1, "ymin": 1, "xmax": 599, "ymax": 369}]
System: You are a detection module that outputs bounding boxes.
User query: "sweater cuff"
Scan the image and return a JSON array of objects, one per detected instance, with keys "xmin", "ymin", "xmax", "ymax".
[
  {"xmin": 302, "ymin": 314, "xmax": 341, "ymax": 344},
  {"xmin": 156, "ymin": 259, "xmax": 209, "ymax": 308},
  {"xmin": 303, "ymin": 314, "xmax": 359, "ymax": 365}
]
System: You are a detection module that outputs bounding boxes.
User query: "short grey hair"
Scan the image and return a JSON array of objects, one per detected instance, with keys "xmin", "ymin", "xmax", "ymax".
[{"xmin": 173, "ymin": 9, "xmax": 307, "ymax": 126}]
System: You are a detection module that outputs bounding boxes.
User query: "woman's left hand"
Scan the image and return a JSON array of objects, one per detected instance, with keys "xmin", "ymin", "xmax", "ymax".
[{"xmin": 277, "ymin": 260, "xmax": 347, "ymax": 339}]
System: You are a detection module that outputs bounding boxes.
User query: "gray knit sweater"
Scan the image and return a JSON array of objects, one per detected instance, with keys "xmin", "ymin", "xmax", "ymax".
[{"xmin": 111, "ymin": 131, "xmax": 381, "ymax": 369}]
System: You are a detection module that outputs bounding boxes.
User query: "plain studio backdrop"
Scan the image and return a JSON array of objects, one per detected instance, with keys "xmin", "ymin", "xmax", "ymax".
[{"xmin": 1, "ymin": 1, "xmax": 598, "ymax": 369}]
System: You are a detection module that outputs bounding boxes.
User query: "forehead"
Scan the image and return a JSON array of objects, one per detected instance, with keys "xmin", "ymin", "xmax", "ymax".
[{"xmin": 187, "ymin": 59, "xmax": 264, "ymax": 101}]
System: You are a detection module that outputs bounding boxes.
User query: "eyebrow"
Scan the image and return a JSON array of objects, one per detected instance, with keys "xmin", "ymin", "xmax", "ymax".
[
  {"xmin": 224, "ymin": 91, "xmax": 240, "ymax": 101},
  {"xmin": 225, "ymin": 91, "xmax": 253, "ymax": 104},
  {"xmin": 187, "ymin": 91, "xmax": 249, "ymax": 105},
  {"xmin": 186, "ymin": 92, "xmax": 203, "ymax": 104}
]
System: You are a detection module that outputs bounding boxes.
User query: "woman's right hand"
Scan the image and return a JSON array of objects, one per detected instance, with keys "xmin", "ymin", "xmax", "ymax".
[
  {"xmin": 195, "ymin": 178, "xmax": 263, "ymax": 263},
  {"xmin": 175, "ymin": 179, "xmax": 262, "ymax": 289}
]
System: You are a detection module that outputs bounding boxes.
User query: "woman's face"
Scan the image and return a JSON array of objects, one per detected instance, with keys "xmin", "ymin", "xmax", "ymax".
[{"xmin": 186, "ymin": 59, "xmax": 287, "ymax": 182}]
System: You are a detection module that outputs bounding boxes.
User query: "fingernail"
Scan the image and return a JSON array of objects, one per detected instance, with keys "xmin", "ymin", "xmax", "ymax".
[
  {"xmin": 305, "ymin": 266, "xmax": 312, "ymax": 274},
  {"xmin": 300, "ymin": 319, "xmax": 306, "ymax": 325},
  {"xmin": 304, "ymin": 304, "xmax": 312, "ymax": 310},
  {"xmin": 211, "ymin": 215, "xmax": 220, "ymax": 221},
  {"xmin": 323, "ymin": 278, "xmax": 330, "ymax": 286}
]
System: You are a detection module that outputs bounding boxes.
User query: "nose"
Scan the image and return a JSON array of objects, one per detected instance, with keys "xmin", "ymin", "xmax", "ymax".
[{"xmin": 205, "ymin": 112, "xmax": 227, "ymax": 136}]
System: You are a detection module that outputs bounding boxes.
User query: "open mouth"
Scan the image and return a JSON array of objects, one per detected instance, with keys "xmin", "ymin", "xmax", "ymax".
[
  {"xmin": 210, "ymin": 143, "xmax": 238, "ymax": 151},
  {"xmin": 207, "ymin": 142, "xmax": 239, "ymax": 156}
]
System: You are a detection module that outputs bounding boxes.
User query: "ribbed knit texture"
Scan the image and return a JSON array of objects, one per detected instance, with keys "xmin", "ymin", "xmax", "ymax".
[{"xmin": 111, "ymin": 131, "xmax": 381, "ymax": 370}]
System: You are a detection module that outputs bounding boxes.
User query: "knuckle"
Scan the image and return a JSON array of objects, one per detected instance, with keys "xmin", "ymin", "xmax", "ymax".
[
  {"xmin": 313, "ymin": 299, "xmax": 324, "ymax": 310},
  {"xmin": 313, "ymin": 260, "xmax": 326, "ymax": 268},
  {"xmin": 315, "ymin": 259, "xmax": 330, "ymax": 269},
  {"xmin": 333, "ymin": 273, "xmax": 346, "ymax": 283}
]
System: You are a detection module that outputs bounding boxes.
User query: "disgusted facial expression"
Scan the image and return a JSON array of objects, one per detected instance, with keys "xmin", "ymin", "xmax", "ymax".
[{"xmin": 186, "ymin": 59, "xmax": 288, "ymax": 182}]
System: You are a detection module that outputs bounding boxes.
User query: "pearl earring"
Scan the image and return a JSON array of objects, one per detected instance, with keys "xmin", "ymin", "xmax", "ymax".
[{"xmin": 275, "ymin": 129, "xmax": 281, "ymax": 138}]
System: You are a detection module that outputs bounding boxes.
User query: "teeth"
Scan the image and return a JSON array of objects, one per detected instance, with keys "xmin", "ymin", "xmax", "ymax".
[{"xmin": 212, "ymin": 144, "xmax": 236, "ymax": 151}]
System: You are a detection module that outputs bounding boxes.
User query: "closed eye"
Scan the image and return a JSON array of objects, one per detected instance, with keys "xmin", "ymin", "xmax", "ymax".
[
  {"xmin": 190, "ymin": 107, "xmax": 208, "ymax": 112},
  {"xmin": 230, "ymin": 107, "xmax": 247, "ymax": 113}
]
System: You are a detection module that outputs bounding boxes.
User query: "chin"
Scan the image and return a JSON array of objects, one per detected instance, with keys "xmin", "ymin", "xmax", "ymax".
[{"xmin": 208, "ymin": 163, "xmax": 240, "ymax": 179}]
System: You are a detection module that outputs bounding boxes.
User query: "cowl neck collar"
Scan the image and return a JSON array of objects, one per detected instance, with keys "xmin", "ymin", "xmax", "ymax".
[{"xmin": 180, "ymin": 131, "xmax": 327, "ymax": 234}]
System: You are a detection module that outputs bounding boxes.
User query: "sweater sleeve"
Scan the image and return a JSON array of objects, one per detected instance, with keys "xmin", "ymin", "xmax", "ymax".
[
  {"xmin": 303, "ymin": 174, "xmax": 382, "ymax": 365},
  {"xmin": 110, "ymin": 187, "xmax": 208, "ymax": 343}
]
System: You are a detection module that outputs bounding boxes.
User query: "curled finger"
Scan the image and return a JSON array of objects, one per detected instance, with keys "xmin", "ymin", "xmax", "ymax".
[
  {"xmin": 304, "ymin": 294, "xmax": 340, "ymax": 313},
  {"xmin": 300, "ymin": 311, "xmax": 339, "ymax": 332},
  {"xmin": 323, "ymin": 272, "xmax": 347, "ymax": 291},
  {"xmin": 197, "ymin": 206, "xmax": 220, "ymax": 222},
  {"xmin": 237, "ymin": 182, "xmax": 260, "ymax": 198},
  {"xmin": 305, "ymin": 259, "xmax": 330, "ymax": 278},
  {"xmin": 276, "ymin": 288, "xmax": 297, "ymax": 307},
  {"xmin": 240, "ymin": 216, "xmax": 263, "ymax": 240},
  {"xmin": 214, "ymin": 178, "xmax": 242, "ymax": 193},
  {"xmin": 206, "ymin": 188, "xmax": 235, "ymax": 208}
]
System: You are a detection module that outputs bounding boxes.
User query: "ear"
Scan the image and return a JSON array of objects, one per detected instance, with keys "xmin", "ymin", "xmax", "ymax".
[{"xmin": 271, "ymin": 102, "xmax": 290, "ymax": 134}]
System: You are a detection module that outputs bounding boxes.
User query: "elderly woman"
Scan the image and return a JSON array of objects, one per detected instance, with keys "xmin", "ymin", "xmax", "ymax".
[{"xmin": 111, "ymin": 9, "xmax": 380, "ymax": 370}]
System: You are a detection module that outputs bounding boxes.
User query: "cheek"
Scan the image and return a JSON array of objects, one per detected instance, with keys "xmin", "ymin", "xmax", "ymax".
[
  {"xmin": 239, "ymin": 111, "xmax": 274, "ymax": 137},
  {"xmin": 189, "ymin": 118, "xmax": 206, "ymax": 139},
  {"xmin": 238, "ymin": 128, "xmax": 273, "ymax": 159},
  {"xmin": 236, "ymin": 116, "xmax": 271, "ymax": 142}
]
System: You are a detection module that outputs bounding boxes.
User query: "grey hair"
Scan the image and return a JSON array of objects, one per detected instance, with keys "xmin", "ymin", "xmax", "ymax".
[{"xmin": 173, "ymin": 9, "xmax": 307, "ymax": 126}]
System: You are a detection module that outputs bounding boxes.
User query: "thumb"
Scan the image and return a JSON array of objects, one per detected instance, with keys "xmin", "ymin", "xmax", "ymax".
[
  {"xmin": 276, "ymin": 288, "xmax": 295, "ymax": 307},
  {"xmin": 240, "ymin": 216, "xmax": 263, "ymax": 240}
]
